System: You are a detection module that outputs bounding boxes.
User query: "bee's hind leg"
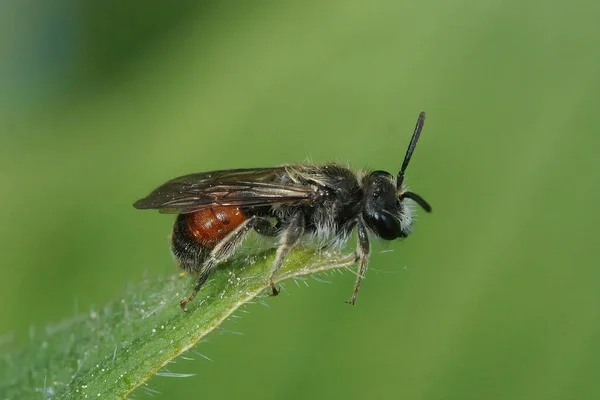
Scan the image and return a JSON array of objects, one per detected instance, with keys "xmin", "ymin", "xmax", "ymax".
[
  {"xmin": 267, "ymin": 213, "xmax": 305, "ymax": 296},
  {"xmin": 179, "ymin": 216, "xmax": 272, "ymax": 311}
]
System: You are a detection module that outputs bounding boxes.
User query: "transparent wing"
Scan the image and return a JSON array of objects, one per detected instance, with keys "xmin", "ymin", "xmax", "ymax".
[{"xmin": 133, "ymin": 167, "xmax": 317, "ymax": 214}]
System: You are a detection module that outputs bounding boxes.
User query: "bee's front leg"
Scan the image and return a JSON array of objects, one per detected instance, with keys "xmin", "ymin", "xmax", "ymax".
[{"xmin": 348, "ymin": 220, "xmax": 370, "ymax": 305}]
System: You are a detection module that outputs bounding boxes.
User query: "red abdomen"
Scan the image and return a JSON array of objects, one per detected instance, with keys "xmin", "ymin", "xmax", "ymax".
[{"xmin": 186, "ymin": 206, "xmax": 248, "ymax": 247}]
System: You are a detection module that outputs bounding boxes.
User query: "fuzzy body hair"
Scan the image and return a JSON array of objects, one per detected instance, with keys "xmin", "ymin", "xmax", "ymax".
[{"xmin": 272, "ymin": 163, "xmax": 415, "ymax": 248}]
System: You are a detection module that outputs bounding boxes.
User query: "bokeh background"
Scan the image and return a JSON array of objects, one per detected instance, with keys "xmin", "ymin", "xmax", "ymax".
[{"xmin": 2, "ymin": 1, "xmax": 600, "ymax": 399}]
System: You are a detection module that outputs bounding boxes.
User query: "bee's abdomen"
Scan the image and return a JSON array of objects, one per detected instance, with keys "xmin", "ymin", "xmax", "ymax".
[
  {"xmin": 171, "ymin": 207, "xmax": 248, "ymax": 274},
  {"xmin": 171, "ymin": 214, "xmax": 206, "ymax": 274},
  {"xmin": 186, "ymin": 207, "xmax": 248, "ymax": 246}
]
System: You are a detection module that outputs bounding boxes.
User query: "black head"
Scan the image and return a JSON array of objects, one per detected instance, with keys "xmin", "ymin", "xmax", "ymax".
[{"xmin": 362, "ymin": 112, "xmax": 431, "ymax": 240}]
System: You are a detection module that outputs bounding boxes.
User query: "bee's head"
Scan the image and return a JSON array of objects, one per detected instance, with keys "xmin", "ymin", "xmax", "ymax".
[{"xmin": 361, "ymin": 112, "xmax": 431, "ymax": 240}]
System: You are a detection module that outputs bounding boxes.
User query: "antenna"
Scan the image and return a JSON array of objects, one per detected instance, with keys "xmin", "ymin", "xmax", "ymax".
[
  {"xmin": 399, "ymin": 191, "xmax": 432, "ymax": 213},
  {"xmin": 397, "ymin": 111, "xmax": 426, "ymax": 189}
]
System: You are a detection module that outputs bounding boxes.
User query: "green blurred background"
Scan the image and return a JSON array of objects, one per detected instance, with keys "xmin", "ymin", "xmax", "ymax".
[{"xmin": 2, "ymin": 0, "xmax": 600, "ymax": 398}]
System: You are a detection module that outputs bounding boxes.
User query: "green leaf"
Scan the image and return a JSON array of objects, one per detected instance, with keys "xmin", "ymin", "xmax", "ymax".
[{"xmin": 0, "ymin": 248, "xmax": 355, "ymax": 399}]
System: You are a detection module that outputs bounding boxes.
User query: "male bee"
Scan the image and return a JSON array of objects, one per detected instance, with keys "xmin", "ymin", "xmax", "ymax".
[{"xmin": 134, "ymin": 112, "xmax": 431, "ymax": 310}]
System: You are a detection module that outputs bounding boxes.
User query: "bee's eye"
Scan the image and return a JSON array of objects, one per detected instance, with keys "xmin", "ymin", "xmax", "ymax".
[
  {"xmin": 363, "ymin": 211, "xmax": 402, "ymax": 240},
  {"xmin": 371, "ymin": 170, "xmax": 392, "ymax": 179}
]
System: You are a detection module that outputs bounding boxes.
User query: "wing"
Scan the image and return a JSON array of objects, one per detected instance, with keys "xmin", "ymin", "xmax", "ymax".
[{"xmin": 133, "ymin": 167, "xmax": 317, "ymax": 214}]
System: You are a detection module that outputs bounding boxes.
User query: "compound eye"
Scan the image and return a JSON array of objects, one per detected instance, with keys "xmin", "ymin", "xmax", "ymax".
[
  {"xmin": 371, "ymin": 170, "xmax": 393, "ymax": 179},
  {"xmin": 364, "ymin": 211, "xmax": 402, "ymax": 240}
]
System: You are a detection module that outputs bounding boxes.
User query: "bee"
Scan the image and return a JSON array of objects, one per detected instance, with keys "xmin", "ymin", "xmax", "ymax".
[{"xmin": 134, "ymin": 112, "xmax": 431, "ymax": 310}]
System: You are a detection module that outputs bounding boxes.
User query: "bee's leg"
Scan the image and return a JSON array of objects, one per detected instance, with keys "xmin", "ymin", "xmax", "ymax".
[
  {"xmin": 180, "ymin": 216, "xmax": 270, "ymax": 311},
  {"xmin": 267, "ymin": 213, "xmax": 304, "ymax": 296},
  {"xmin": 348, "ymin": 220, "xmax": 370, "ymax": 305}
]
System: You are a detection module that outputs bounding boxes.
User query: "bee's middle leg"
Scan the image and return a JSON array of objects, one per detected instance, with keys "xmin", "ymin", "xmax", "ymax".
[
  {"xmin": 267, "ymin": 213, "xmax": 304, "ymax": 296},
  {"xmin": 180, "ymin": 215, "xmax": 273, "ymax": 310}
]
